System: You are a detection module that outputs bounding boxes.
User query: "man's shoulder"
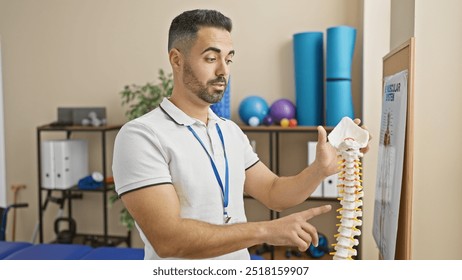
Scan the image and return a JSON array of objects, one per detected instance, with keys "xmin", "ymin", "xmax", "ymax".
[
  {"xmin": 123, "ymin": 107, "xmax": 170, "ymax": 129},
  {"xmin": 219, "ymin": 117, "xmax": 240, "ymax": 128}
]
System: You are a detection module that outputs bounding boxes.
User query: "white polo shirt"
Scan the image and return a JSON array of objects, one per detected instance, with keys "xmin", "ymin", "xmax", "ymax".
[{"xmin": 112, "ymin": 98, "xmax": 259, "ymax": 260}]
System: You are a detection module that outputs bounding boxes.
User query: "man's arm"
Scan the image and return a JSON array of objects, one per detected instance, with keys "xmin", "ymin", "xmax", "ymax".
[
  {"xmin": 121, "ymin": 183, "xmax": 331, "ymax": 259},
  {"xmin": 244, "ymin": 126, "xmax": 339, "ymax": 212}
]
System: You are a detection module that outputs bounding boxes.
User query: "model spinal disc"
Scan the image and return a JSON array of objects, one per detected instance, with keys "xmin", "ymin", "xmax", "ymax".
[{"xmin": 327, "ymin": 117, "xmax": 369, "ymax": 260}]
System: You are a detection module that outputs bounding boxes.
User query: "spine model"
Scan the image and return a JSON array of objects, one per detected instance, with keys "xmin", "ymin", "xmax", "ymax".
[{"xmin": 331, "ymin": 138, "xmax": 364, "ymax": 260}]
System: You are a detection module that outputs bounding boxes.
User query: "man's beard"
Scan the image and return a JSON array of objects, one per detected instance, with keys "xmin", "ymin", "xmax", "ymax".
[{"xmin": 183, "ymin": 62, "xmax": 227, "ymax": 104}]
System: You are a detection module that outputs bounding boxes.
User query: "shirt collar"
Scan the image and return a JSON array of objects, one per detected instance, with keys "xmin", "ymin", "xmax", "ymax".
[{"xmin": 159, "ymin": 97, "xmax": 225, "ymax": 126}]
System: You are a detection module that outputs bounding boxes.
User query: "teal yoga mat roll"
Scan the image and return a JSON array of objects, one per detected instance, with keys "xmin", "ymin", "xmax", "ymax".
[
  {"xmin": 293, "ymin": 32, "xmax": 323, "ymax": 126},
  {"xmin": 326, "ymin": 26, "xmax": 356, "ymax": 79},
  {"xmin": 326, "ymin": 80, "xmax": 354, "ymax": 126}
]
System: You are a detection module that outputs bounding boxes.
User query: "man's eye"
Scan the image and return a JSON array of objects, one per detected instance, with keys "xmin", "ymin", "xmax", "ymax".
[
  {"xmin": 206, "ymin": 57, "xmax": 216, "ymax": 62},
  {"xmin": 226, "ymin": 59, "xmax": 233, "ymax": 65}
]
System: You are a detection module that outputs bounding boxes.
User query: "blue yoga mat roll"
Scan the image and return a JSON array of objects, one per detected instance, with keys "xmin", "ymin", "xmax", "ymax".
[
  {"xmin": 293, "ymin": 32, "xmax": 323, "ymax": 126},
  {"xmin": 326, "ymin": 26, "xmax": 356, "ymax": 79},
  {"xmin": 326, "ymin": 80, "xmax": 354, "ymax": 126},
  {"xmin": 210, "ymin": 77, "xmax": 231, "ymax": 119}
]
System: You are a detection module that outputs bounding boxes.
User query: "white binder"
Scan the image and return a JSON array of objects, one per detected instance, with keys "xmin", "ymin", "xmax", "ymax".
[
  {"xmin": 40, "ymin": 139, "xmax": 89, "ymax": 189},
  {"xmin": 40, "ymin": 141, "xmax": 55, "ymax": 188}
]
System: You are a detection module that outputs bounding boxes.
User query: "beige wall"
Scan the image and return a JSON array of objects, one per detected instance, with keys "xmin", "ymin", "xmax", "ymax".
[
  {"xmin": 390, "ymin": 0, "xmax": 415, "ymax": 50},
  {"xmin": 375, "ymin": 0, "xmax": 462, "ymax": 259},
  {"xmin": 361, "ymin": 0, "xmax": 390, "ymax": 260},
  {"xmin": 0, "ymin": 0, "xmax": 364, "ymax": 251},
  {"xmin": 412, "ymin": 0, "xmax": 462, "ymax": 259}
]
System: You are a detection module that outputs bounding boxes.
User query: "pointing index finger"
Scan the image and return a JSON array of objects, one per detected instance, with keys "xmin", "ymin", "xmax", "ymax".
[{"xmin": 302, "ymin": 204, "xmax": 332, "ymax": 220}]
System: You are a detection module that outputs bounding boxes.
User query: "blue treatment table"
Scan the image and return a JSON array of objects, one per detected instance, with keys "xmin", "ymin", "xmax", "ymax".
[
  {"xmin": 80, "ymin": 246, "xmax": 144, "ymax": 260},
  {"xmin": 0, "ymin": 242, "xmax": 144, "ymax": 260},
  {"xmin": 1, "ymin": 241, "xmax": 263, "ymax": 260},
  {"xmin": 0, "ymin": 241, "xmax": 33, "ymax": 259},
  {"xmin": 3, "ymin": 243, "xmax": 93, "ymax": 260}
]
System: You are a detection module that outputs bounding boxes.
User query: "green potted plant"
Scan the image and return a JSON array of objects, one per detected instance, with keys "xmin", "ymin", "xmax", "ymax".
[
  {"xmin": 110, "ymin": 69, "xmax": 173, "ymax": 231},
  {"xmin": 120, "ymin": 69, "xmax": 173, "ymax": 120}
]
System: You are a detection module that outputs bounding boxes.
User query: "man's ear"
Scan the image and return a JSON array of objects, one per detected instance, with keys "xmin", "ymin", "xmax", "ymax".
[{"xmin": 169, "ymin": 48, "xmax": 182, "ymax": 71}]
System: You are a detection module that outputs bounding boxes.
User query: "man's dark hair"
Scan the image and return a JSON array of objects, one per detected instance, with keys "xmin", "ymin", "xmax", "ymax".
[{"xmin": 168, "ymin": 9, "xmax": 232, "ymax": 52}]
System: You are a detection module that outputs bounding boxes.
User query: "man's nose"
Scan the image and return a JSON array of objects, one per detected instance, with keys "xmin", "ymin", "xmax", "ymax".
[{"xmin": 215, "ymin": 59, "xmax": 230, "ymax": 77}]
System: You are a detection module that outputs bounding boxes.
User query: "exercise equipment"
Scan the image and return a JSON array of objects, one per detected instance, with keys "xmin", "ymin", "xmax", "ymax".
[
  {"xmin": 262, "ymin": 115, "xmax": 274, "ymax": 126},
  {"xmin": 293, "ymin": 32, "xmax": 324, "ymax": 126},
  {"xmin": 238, "ymin": 96, "xmax": 269, "ymax": 125},
  {"xmin": 78, "ymin": 171, "xmax": 104, "ymax": 190},
  {"xmin": 269, "ymin": 99, "xmax": 296, "ymax": 124},
  {"xmin": 210, "ymin": 77, "xmax": 231, "ymax": 119},
  {"xmin": 326, "ymin": 26, "xmax": 357, "ymax": 127},
  {"xmin": 284, "ymin": 233, "xmax": 331, "ymax": 259},
  {"xmin": 30, "ymin": 190, "xmax": 82, "ymax": 244},
  {"xmin": 306, "ymin": 233, "xmax": 331, "ymax": 258},
  {"xmin": 326, "ymin": 80, "xmax": 354, "ymax": 126},
  {"xmin": 54, "ymin": 217, "xmax": 76, "ymax": 244},
  {"xmin": 326, "ymin": 26, "xmax": 356, "ymax": 79},
  {"xmin": 280, "ymin": 118, "xmax": 290, "ymax": 128},
  {"xmin": 289, "ymin": 119, "xmax": 298, "ymax": 127},
  {"xmin": 248, "ymin": 116, "xmax": 260, "ymax": 127},
  {"xmin": 81, "ymin": 111, "xmax": 107, "ymax": 127}
]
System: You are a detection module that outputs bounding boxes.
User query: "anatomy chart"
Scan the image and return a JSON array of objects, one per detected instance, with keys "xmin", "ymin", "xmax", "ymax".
[{"xmin": 373, "ymin": 70, "xmax": 408, "ymax": 260}]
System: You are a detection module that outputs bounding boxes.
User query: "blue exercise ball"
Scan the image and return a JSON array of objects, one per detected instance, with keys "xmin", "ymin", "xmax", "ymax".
[{"xmin": 238, "ymin": 96, "xmax": 269, "ymax": 125}]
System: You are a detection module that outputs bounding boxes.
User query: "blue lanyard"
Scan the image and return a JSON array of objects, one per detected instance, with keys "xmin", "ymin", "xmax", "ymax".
[{"xmin": 187, "ymin": 123, "xmax": 230, "ymax": 223}]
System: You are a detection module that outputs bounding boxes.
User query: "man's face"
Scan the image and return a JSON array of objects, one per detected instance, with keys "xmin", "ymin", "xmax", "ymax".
[{"xmin": 182, "ymin": 27, "xmax": 234, "ymax": 104}]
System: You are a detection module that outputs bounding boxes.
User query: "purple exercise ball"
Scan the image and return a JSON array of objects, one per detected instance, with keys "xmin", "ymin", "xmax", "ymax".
[
  {"xmin": 269, "ymin": 99, "xmax": 296, "ymax": 124},
  {"xmin": 263, "ymin": 115, "xmax": 274, "ymax": 126}
]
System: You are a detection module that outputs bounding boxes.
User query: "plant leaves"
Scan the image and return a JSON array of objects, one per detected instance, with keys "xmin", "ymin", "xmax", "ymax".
[{"xmin": 119, "ymin": 68, "xmax": 173, "ymax": 120}]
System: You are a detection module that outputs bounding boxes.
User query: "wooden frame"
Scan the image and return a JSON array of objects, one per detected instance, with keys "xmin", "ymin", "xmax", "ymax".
[{"xmin": 382, "ymin": 37, "xmax": 415, "ymax": 260}]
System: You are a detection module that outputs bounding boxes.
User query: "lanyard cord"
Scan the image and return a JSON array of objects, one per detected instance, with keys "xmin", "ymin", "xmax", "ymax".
[{"xmin": 187, "ymin": 123, "xmax": 230, "ymax": 212}]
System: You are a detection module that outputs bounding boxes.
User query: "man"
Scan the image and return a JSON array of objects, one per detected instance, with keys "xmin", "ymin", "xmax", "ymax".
[{"xmin": 113, "ymin": 9, "xmax": 363, "ymax": 260}]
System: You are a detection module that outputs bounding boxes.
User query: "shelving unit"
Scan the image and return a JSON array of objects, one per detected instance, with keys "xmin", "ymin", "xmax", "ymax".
[
  {"xmin": 240, "ymin": 125, "xmax": 333, "ymax": 175},
  {"xmin": 36, "ymin": 124, "xmax": 130, "ymax": 247},
  {"xmin": 241, "ymin": 125, "xmax": 361, "ymax": 260}
]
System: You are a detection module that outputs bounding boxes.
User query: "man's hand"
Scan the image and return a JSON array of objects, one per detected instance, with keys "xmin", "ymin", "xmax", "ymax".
[
  {"xmin": 262, "ymin": 205, "xmax": 332, "ymax": 251},
  {"xmin": 314, "ymin": 126, "xmax": 339, "ymax": 177},
  {"xmin": 314, "ymin": 118, "xmax": 371, "ymax": 178}
]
